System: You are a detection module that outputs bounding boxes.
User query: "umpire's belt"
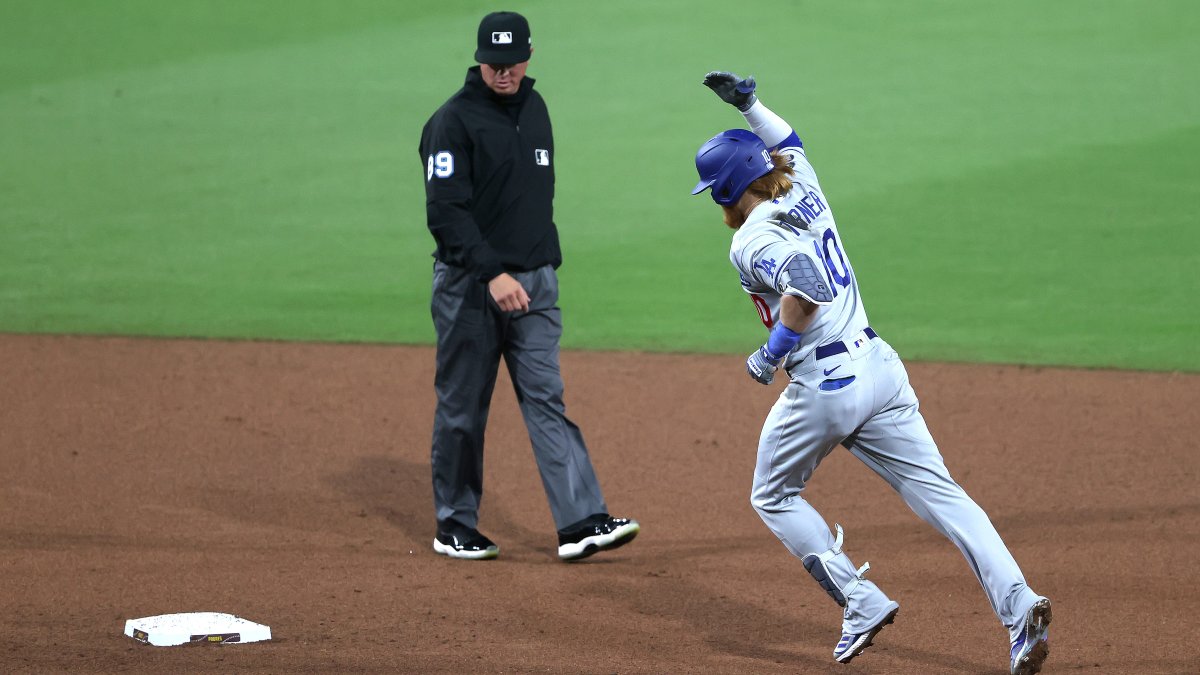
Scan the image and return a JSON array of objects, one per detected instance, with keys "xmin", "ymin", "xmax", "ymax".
[{"xmin": 814, "ymin": 327, "xmax": 879, "ymax": 360}]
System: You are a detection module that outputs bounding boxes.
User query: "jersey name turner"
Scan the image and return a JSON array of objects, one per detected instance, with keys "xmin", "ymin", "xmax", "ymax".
[{"xmin": 731, "ymin": 146, "xmax": 868, "ymax": 362}]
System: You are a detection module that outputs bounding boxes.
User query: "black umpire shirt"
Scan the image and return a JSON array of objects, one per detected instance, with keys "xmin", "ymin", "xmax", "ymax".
[{"xmin": 420, "ymin": 66, "xmax": 560, "ymax": 284}]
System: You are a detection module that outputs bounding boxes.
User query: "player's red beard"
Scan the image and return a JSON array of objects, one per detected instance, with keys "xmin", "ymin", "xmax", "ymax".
[{"xmin": 721, "ymin": 205, "xmax": 744, "ymax": 229}]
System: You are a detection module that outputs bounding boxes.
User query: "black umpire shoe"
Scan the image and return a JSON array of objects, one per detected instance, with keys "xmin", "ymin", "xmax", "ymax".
[
  {"xmin": 557, "ymin": 514, "xmax": 640, "ymax": 561},
  {"xmin": 433, "ymin": 523, "xmax": 499, "ymax": 560}
]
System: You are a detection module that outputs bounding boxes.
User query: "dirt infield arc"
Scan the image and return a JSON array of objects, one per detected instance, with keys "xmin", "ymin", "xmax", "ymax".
[{"xmin": 2, "ymin": 334, "xmax": 1197, "ymax": 673}]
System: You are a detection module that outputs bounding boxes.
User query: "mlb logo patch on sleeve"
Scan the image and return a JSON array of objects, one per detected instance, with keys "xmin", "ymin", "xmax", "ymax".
[{"xmin": 535, "ymin": 149, "xmax": 550, "ymax": 166}]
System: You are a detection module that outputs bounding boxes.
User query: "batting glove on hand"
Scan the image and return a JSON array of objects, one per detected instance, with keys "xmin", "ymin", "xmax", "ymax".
[
  {"xmin": 703, "ymin": 71, "xmax": 758, "ymax": 111},
  {"xmin": 746, "ymin": 345, "xmax": 783, "ymax": 385}
]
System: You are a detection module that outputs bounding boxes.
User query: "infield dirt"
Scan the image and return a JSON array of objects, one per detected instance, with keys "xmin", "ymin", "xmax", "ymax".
[{"xmin": 2, "ymin": 334, "xmax": 1196, "ymax": 673}]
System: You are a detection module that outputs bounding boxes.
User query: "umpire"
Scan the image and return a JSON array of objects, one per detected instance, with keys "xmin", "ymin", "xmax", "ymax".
[{"xmin": 418, "ymin": 11, "xmax": 638, "ymax": 562}]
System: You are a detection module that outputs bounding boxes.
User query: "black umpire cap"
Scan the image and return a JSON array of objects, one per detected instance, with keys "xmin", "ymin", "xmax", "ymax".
[{"xmin": 475, "ymin": 11, "xmax": 532, "ymax": 65}]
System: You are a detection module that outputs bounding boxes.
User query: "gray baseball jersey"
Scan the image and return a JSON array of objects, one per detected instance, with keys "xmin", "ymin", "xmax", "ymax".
[
  {"xmin": 731, "ymin": 124, "xmax": 1044, "ymax": 643},
  {"xmin": 729, "ymin": 143, "xmax": 866, "ymax": 369}
]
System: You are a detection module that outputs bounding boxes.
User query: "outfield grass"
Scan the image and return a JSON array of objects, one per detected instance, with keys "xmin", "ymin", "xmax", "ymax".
[{"xmin": 1, "ymin": 1, "xmax": 1196, "ymax": 370}]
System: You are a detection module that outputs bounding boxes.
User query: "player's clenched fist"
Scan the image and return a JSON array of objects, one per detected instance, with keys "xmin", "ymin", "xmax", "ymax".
[
  {"xmin": 746, "ymin": 346, "xmax": 783, "ymax": 385},
  {"xmin": 703, "ymin": 71, "xmax": 758, "ymax": 111},
  {"xmin": 488, "ymin": 273, "xmax": 531, "ymax": 312}
]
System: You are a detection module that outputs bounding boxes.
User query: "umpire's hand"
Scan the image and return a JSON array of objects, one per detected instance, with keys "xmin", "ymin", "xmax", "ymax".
[{"xmin": 489, "ymin": 273, "xmax": 531, "ymax": 312}]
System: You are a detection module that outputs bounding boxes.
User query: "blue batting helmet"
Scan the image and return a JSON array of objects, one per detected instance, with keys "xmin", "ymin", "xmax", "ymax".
[{"xmin": 690, "ymin": 129, "xmax": 773, "ymax": 206}]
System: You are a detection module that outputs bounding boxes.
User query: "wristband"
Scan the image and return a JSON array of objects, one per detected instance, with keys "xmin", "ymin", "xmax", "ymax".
[{"xmin": 765, "ymin": 324, "xmax": 804, "ymax": 360}]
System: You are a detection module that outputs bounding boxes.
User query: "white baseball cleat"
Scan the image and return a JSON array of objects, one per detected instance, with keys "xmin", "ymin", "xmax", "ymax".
[
  {"xmin": 1010, "ymin": 597, "xmax": 1052, "ymax": 674},
  {"xmin": 833, "ymin": 603, "xmax": 899, "ymax": 664}
]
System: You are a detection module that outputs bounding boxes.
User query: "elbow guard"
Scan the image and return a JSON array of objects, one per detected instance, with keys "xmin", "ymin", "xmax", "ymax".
[{"xmin": 777, "ymin": 254, "xmax": 834, "ymax": 305}]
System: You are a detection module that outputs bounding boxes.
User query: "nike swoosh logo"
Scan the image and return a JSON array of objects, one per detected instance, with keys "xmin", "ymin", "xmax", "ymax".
[{"xmin": 823, "ymin": 366, "xmax": 841, "ymax": 376}]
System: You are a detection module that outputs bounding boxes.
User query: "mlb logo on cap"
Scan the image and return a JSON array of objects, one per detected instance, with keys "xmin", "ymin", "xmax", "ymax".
[{"xmin": 475, "ymin": 11, "xmax": 532, "ymax": 65}]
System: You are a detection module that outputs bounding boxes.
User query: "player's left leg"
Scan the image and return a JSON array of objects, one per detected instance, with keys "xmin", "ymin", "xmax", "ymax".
[
  {"xmin": 843, "ymin": 343, "xmax": 1044, "ymax": 639},
  {"xmin": 502, "ymin": 265, "xmax": 608, "ymax": 532}
]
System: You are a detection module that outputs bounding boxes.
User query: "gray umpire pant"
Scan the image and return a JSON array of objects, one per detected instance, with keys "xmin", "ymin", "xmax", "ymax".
[{"xmin": 430, "ymin": 261, "xmax": 608, "ymax": 533}]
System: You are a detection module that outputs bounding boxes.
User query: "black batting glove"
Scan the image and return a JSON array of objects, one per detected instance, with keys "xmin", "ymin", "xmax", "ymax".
[{"xmin": 703, "ymin": 71, "xmax": 758, "ymax": 111}]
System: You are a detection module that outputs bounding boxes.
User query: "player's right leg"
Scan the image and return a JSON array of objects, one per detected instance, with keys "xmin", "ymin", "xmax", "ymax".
[{"xmin": 844, "ymin": 343, "xmax": 1046, "ymax": 646}]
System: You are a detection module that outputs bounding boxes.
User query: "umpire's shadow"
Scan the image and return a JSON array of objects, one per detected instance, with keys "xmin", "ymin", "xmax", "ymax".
[{"xmin": 327, "ymin": 454, "xmax": 549, "ymax": 555}]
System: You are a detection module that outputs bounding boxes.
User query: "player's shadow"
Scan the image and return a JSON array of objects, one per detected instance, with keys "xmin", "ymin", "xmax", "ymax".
[{"xmin": 566, "ymin": 550, "xmax": 994, "ymax": 674}]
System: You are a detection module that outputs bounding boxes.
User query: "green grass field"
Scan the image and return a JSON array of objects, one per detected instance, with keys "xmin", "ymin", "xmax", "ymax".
[{"xmin": 2, "ymin": 0, "xmax": 1197, "ymax": 371}]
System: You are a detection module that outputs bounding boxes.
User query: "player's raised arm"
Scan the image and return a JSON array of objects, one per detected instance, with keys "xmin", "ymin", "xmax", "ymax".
[{"xmin": 702, "ymin": 71, "xmax": 802, "ymax": 151}]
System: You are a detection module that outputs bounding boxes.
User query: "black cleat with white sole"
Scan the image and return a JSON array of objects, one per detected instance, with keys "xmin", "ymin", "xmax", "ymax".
[
  {"xmin": 557, "ymin": 515, "xmax": 640, "ymax": 561},
  {"xmin": 433, "ymin": 525, "xmax": 499, "ymax": 560}
]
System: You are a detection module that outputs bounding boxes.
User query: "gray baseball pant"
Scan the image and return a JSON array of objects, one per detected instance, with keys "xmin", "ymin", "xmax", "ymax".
[{"xmin": 751, "ymin": 335, "xmax": 1041, "ymax": 638}]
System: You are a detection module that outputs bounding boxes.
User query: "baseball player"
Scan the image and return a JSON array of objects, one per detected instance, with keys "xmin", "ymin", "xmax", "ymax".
[{"xmin": 691, "ymin": 71, "xmax": 1052, "ymax": 674}]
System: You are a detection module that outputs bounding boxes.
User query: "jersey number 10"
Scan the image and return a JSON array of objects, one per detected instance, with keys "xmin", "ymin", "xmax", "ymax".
[
  {"xmin": 750, "ymin": 228, "xmax": 852, "ymax": 329},
  {"xmin": 814, "ymin": 228, "xmax": 852, "ymax": 298}
]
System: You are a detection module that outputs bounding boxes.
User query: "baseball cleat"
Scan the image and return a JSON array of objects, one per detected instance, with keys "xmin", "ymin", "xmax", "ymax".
[
  {"xmin": 1010, "ymin": 597, "xmax": 1052, "ymax": 675},
  {"xmin": 557, "ymin": 515, "xmax": 639, "ymax": 561},
  {"xmin": 833, "ymin": 603, "xmax": 899, "ymax": 664},
  {"xmin": 432, "ymin": 528, "xmax": 499, "ymax": 560}
]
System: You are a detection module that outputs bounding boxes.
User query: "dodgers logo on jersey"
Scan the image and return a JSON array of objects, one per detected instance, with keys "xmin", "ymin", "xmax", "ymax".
[{"xmin": 755, "ymin": 257, "xmax": 777, "ymax": 277}]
